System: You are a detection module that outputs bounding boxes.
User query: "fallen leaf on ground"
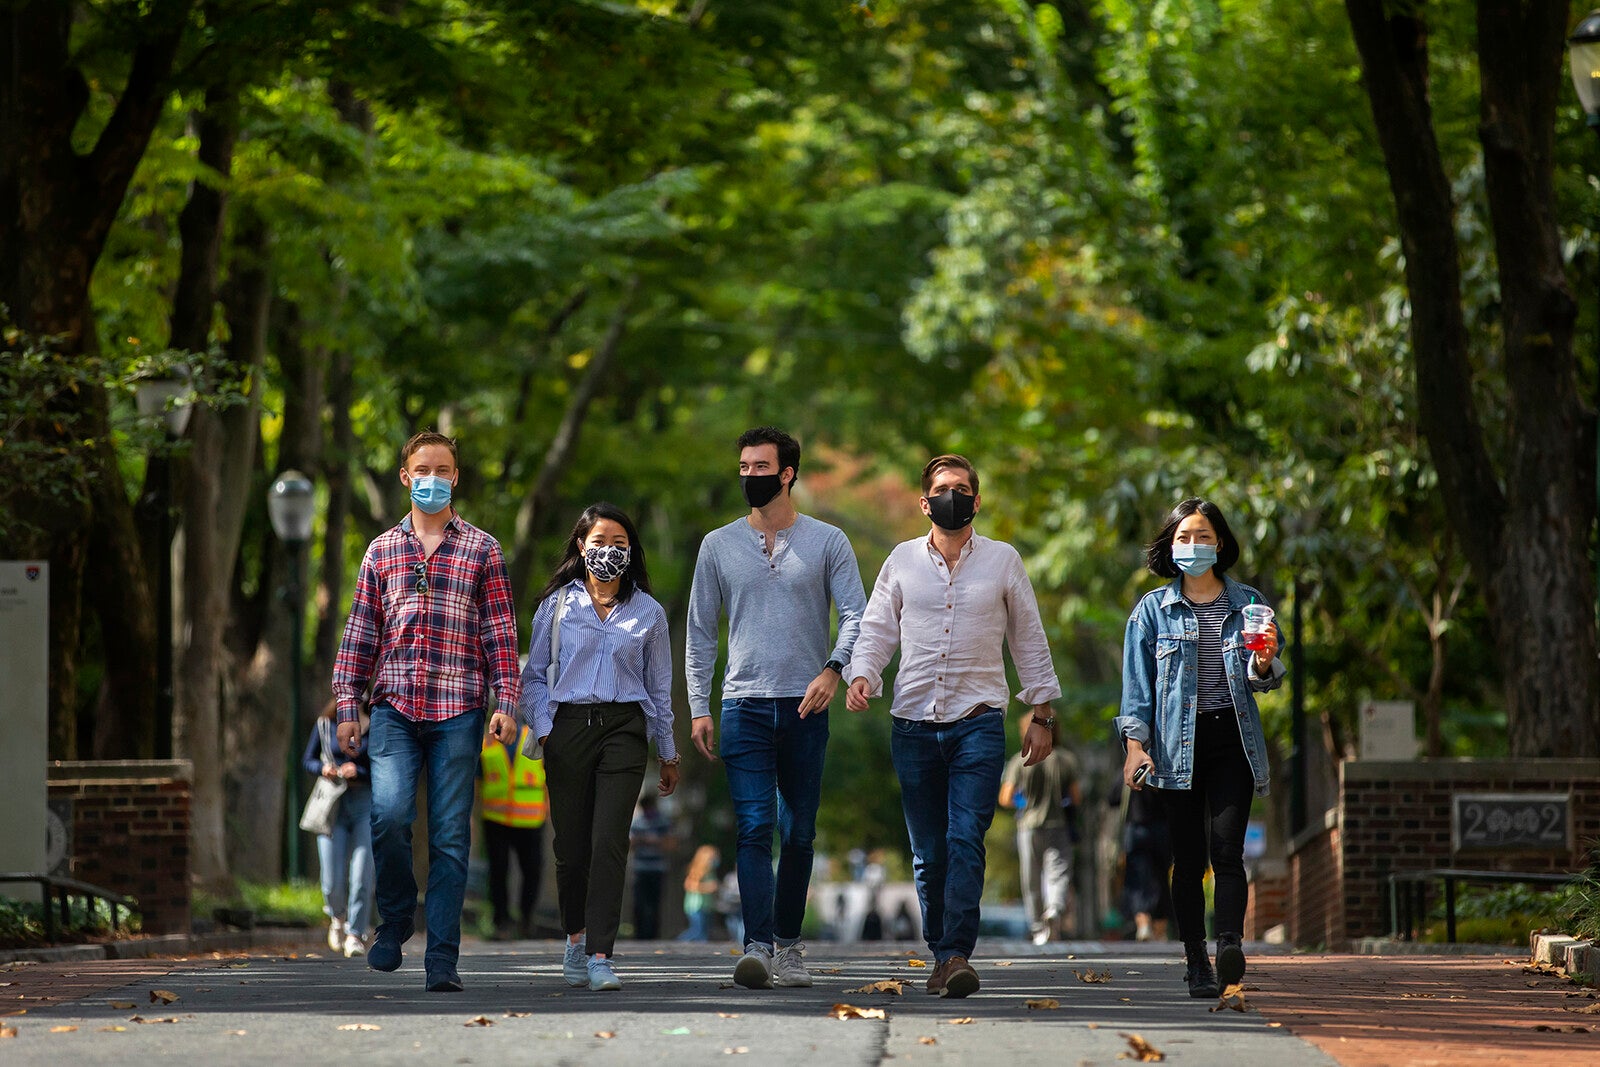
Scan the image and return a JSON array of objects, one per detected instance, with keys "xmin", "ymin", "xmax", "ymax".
[
  {"xmin": 109, "ymin": 1001, "xmax": 135, "ymax": 1010},
  {"xmin": 919, "ymin": 1036, "xmax": 937, "ymax": 1045},
  {"xmin": 1, "ymin": 1025, "xmax": 17, "ymax": 1038},
  {"xmin": 717, "ymin": 1012, "xmax": 741, "ymax": 1018},
  {"xmin": 1266, "ymin": 1022, "xmax": 1282, "ymax": 1028},
  {"xmin": 905, "ymin": 959, "xmax": 928, "ymax": 968},
  {"xmin": 722, "ymin": 1047, "xmax": 748, "ymax": 1054},
  {"xmin": 995, "ymin": 961, "xmax": 1013, "ymax": 967},
  {"xmin": 1026, "ymin": 998, "xmax": 1060, "ymax": 1010},
  {"xmin": 730, "ymin": 947, "xmax": 741, "ymax": 955},
  {"xmin": 336, "ymin": 1022, "xmax": 381, "ymax": 1031},
  {"xmin": 227, "ymin": 1030, "xmax": 247, "ymax": 1036},
  {"xmin": 1569, "ymin": 1002, "xmax": 1600, "ymax": 1015},
  {"xmin": 1400, "ymin": 992, "xmax": 1434, "ymax": 999},
  {"xmin": 1116, "ymin": 1031, "xmax": 1165, "ymax": 1062},
  {"xmin": 845, "ymin": 980, "xmax": 906, "ymax": 995},
  {"xmin": 830, "ymin": 1003, "xmax": 888, "ymax": 1020},
  {"xmin": 193, "ymin": 988, "xmax": 211, "ymax": 993},
  {"xmin": 945, "ymin": 1017, "xmax": 975, "ymax": 1025},
  {"xmin": 1534, "ymin": 1024, "xmax": 1590, "ymax": 1033},
  {"xmin": 595, "ymin": 1031, "xmax": 616, "ymax": 1039},
  {"xmin": 99, "ymin": 1026, "xmax": 126, "ymax": 1032},
  {"xmin": 49, "ymin": 1025, "xmax": 76, "ymax": 1033},
  {"xmin": 1210, "ymin": 983, "xmax": 1248, "ymax": 1014},
  {"xmin": 1087, "ymin": 1022, "xmax": 1100, "ymax": 1030},
  {"xmin": 465, "ymin": 1016, "xmax": 494, "ymax": 1027},
  {"xmin": 1074, "ymin": 969, "xmax": 1112, "ymax": 983},
  {"xmin": 150, "ymin": 990, "xmax": 180, "ymax": 1005},
  {"xmin": 815, "ymin": 968, "xmax": 842, "ymax": 974},
  {"xmin": 503, "ymin": 1011, "xmax": 531, "ymax": 1018},
  {"xmin": 131, "ymin": 1016, "xmax": 181, "ymax": 1025}
]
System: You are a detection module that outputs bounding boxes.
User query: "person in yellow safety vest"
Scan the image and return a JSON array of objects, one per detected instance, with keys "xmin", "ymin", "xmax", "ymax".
[{"xmin": 480, "ymin": 724, "xmax": 548, "ymax": 939}]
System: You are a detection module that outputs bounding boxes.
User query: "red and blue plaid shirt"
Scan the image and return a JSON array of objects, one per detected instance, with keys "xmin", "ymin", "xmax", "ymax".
[{"xmin": 333, "ymin": 512, "xmax": 521, "ymax": 724}]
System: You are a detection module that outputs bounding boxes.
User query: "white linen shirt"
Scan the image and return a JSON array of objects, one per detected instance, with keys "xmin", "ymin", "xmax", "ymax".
[{"xmin": 848, "ymin": 532, "xmax": 1062, "ymax": 721}]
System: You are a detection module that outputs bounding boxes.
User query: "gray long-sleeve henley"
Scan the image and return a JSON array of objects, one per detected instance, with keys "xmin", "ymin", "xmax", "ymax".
[{"xmin": 685, "ymin": 513, "xmax": 867, "ymax": 718}]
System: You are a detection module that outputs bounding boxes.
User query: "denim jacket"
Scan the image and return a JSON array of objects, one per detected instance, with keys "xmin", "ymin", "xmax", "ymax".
[{"xmin": 1115, "ymin": 576, "xmax": 1285, "ymax": 797}]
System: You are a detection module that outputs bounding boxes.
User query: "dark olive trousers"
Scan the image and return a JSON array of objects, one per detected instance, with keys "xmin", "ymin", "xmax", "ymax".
[{"xmin": 542, "ymin": 701, "xmax": 647, "ymax": 958}]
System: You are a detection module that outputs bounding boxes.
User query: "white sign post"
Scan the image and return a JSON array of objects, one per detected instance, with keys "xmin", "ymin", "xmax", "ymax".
[
  {"xmin": 1359, "ymin": 699, "xmax": 1419, "ymax": 761},
  {"xmin": 0, "ymin": 561, "xmax": 49, "ymax": 900}
]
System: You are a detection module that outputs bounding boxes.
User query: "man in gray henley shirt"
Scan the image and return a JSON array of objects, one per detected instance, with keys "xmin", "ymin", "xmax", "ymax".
[{"xmin": 686, "ymin": 426, "xmax": 866, "ymax": 991}]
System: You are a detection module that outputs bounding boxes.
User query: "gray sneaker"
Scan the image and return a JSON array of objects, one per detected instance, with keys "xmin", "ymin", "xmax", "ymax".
[
  {"xmin": 733, "ymin": 943, "xmax": 774, "ymax": 989},
  {"xmin": 562, "ymin": 938, "xmax": 588, "ymax": 987},
  {"xmin": 587, "ymin": 955, "xmax": 622, "ymax": 991},
  {"xmin": 772, "ymin": 941, "xmax": 813, "ymax": 987}
]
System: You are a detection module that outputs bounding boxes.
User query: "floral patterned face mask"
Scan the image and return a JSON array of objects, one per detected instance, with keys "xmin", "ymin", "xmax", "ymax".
[{"xmin": 583, "ymin": 544, "xmax": 631, "ymax": 583}]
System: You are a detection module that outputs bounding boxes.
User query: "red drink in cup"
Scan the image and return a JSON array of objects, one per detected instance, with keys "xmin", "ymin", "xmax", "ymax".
[{"xmin": 1241, "ymin": 604, "xmax": 1274, "ymax": 651}]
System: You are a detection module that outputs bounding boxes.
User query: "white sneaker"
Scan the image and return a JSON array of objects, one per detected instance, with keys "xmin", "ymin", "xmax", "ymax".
[
  {"xmin": 563, "ymin": 938, "xmax": 589, "ymax": 987},
  {"xmin": 733, "ymin": 943, "xmax": 774, "ymax": 989},
  {"xmin": 1031, "ymin": 928, "xmax": 1051, "ymax": 947},
  {"xmin": 343, "ymin": 932, "xmax": 366, "ymax": 958},
  {"xmin": 327, "ymin": 917, "xmax": 344, "ymax": 951},
  {"xmin": 587, "ymin": 956, "xmax": 622, "ymax": 991},
  {"xmin": 773, "ymin": 941, "xmax": 813, "ymax": 987}
]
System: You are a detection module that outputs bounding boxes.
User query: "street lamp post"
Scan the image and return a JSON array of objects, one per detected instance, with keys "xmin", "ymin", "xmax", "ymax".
[
  {"xmin": 134, "ymin": 373, "xmax": 194, "ymax": 760},
  {"xmin": 1571, "ymin": 10, "xmax": 1600, "ymax": 636},
  {"xmin": 268, "ymin": 470, "xmax": 316, "ymax": 881}
]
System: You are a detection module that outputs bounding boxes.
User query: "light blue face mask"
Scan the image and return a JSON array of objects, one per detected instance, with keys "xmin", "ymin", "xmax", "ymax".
[
  {"xmin": 1171, "ymin": 542, "xmax": 1218, "ymax": 577},
  {"xmin": 409, "ymin": 474, "xmax": 453, "ymax": 515}
]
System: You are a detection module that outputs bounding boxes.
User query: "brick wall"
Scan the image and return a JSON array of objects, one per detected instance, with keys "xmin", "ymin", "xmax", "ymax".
[
  {"xmin": 48, "ymin": 761, "xmax": 192, "ymax": 935},
  {"xmin": 1286, "ymin": 759, "xmax": 1600, "ymax": 949},
  {"xmin": 1244, "ymin": 858, "xmax": 1289, "ymax": 939}
]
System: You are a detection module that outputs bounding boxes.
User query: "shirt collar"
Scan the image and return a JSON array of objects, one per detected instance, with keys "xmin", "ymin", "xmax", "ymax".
[
  {"xmin": 399, "ymin": 510, "xmax": 464, "ymax": 537},
  {"xmin": 924, "ymin": 531, "xmax": 977, "ymax": 561}
]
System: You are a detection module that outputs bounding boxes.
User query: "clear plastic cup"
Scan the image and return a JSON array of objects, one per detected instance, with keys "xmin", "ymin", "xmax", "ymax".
[{"xmin": 1241, "ymin": 604, "xmax": 1275, "ymax": 651}]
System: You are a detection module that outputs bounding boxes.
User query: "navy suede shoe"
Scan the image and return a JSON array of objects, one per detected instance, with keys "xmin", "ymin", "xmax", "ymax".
[
  {"xmin": 425, "ymin": 968, "xmax": 463, "ymax": 992},
  {"xmin": 367, "ymin": 921, "xmax": 412, "ymax": 973}
]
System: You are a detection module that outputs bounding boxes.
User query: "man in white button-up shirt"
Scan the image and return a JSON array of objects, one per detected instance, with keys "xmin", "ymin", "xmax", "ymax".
[{"xmin": 846, "ymin": 454, "xmax": 1061, "ymax": 1000}]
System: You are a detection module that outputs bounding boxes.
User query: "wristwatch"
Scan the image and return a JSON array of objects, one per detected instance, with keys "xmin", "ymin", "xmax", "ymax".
[
  {"xmin": 1031, "ymin": 714, "xmax": 1057, "ymax": 729},
  {"xmin": 824, "ymin": 658, "xmax": 846, "ymax": 676},
  {"xmin": 659, "ymin": 755, "xmax": 682, "ymax": 767}
]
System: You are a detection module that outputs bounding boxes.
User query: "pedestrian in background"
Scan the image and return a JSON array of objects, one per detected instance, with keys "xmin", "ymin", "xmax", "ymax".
[
  {"xmin": 999, "ymin": 710, "xmax": 1080, "ymax": 944},
  {"xmin": 1115, "ymin": 780, "xmax": 1173, "ymax": 942},
  {"xmin": 679, "ymin": 844, "xmax": 721, "ymax": 942},
  {"xmin": 1116, "ymin": 497, "xmax": 1283, "ymax": 998},
  {"xmin": 685, "ymin": 426, "xmax": 867, "ymax": 990},
  {"xmin": 478, "ymin": 719, "xmax": 548, "ymax": 940},
  {"xmin": 628, "ymin": 793, "xmax": 675, "ymax": 939},
  {"xmin": 521, "ymin": 503, "xmax": 680, "ymax": 992},
  {"xmin": 303, "ymin": 700, "xmax": 374, "ymax": 958},
  {"xmin": 847, "ymin": 453, "xmax": 1062, "ymax": 999},
  {"xmin": 332, "ymin": 430, "xmax": 523, "ymax": 993}
]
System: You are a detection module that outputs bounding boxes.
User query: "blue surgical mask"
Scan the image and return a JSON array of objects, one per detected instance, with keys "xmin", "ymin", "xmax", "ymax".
[
  {"xmin": 409, "ymin": 474, "xmax": 453, "ymax": 515},
  {"xmin": 1171, "ymin": 542, "xmax": 1217, "ymax": 577}
]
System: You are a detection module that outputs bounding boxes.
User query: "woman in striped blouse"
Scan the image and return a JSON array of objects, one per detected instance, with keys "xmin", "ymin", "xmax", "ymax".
[
  {"xmin": 1114, "ymin": 498, "xmax": 1285, "ymax": 1000},
  {"xmin": 519, "ymin": 502, "xmax": 681, "ymax": 993}
]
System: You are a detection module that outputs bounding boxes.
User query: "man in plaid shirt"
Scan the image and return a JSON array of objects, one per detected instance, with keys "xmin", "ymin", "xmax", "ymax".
[{"xmin": 333, "ymin": 431, "xmax": 522, "ymax": 992}]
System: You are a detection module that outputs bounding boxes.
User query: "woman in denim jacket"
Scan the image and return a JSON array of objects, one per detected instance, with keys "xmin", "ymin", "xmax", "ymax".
[{"xmin": 1115, "ymin": 498, "xmax": 1284, "ymax": 1000}]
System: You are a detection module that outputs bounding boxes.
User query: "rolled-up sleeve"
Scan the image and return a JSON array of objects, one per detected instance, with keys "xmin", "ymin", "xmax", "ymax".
[
  {"xmin": 847, "ymin": 555, "xmax": 902, "ymax": 696},
  {"xmin": 1114, "ymin": 607, "xmax": 1155, "ymax": 745},
  {"xmin": 1003, "ymin": 555, "xmax": 1062, "ymax": 707},
  {"xmin": 519, "ymin": 594, "xmax": 557, "ymax": 741},
  {"xmin": 643, "ymin": 605, "xmax": 678, "ymax": 760}
]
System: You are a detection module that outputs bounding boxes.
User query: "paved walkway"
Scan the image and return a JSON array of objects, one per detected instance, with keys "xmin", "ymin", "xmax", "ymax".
[{"xmin": 0, "ymin": 938, "xmax": 1593, "ymax": 1064}]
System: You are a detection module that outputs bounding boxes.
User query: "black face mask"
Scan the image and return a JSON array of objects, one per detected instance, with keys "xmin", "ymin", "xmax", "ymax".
[
  {"xmin": 926, "ymin": 490, "xmax": 976, "ymax": 531},
  {"xmin": 741, "ymin": 473, "xmax": 784, "ymax": 508}
]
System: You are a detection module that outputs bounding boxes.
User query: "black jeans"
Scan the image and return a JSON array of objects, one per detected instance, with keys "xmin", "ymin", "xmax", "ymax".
[
  {"xmin": 482, "ymin": 818, "xmax": 543, "ymax": 928},
  {"xmin": 543, "ymin": 701, "xmax": 647, "ymax": 958},
  {"xmin": 1158, "ymin": 711, "xmax": 1255, "ymax": 943}
]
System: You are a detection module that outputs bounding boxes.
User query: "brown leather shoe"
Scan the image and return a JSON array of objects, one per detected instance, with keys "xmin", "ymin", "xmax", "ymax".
[
  {"xmin": 925, "ymin": 957, "xmax": 948, "ymax": 995},
  {"xmin": 939, "ymin": 956, "xmax": 979, "ymax": 999}
]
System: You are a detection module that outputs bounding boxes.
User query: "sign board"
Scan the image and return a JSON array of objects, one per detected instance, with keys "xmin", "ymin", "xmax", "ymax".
[
  {"xmin": 1453, "ymin": 792, "xmax": 1571, "ymax": 853},
  {"xmin": 1359, "ymin": 699, "xmax": 1418, "ymax": 760},
  {"xmin": 0, "ymin": 561, "xmax": 49, "ymax": 901}
]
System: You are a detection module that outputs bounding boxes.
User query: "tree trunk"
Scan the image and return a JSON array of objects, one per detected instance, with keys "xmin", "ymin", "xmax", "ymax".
[
  {"xmin": 0, "ymin": 0, "xmax": 193, "ymax": 754},
  {"xmin": 169, "ymin": 96, "xmax": 247, "ymax": 894},
  {"xmin": 1344, "ymin": 0, "xmax": 1600, "ymax": 755},
  {"xmin": 508, "ymin": 277, "xmax": 640, "ymax": 598}
]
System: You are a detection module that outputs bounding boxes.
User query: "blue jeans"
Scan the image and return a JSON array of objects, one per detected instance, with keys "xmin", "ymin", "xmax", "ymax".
[
  {"xmin": 317, "ymin": 784, "xmax": 375, "ymax": 937},
  {"xmin": 368, "ymin": 703, "xmax": 483, "ymax": 973},
  {"xmin": 719, "ymin": 697, "xmax": 828, "ymax": 948},
  {"xmin": 890, "ymin": 712, "xmax": 1005, "ymax": 963}
]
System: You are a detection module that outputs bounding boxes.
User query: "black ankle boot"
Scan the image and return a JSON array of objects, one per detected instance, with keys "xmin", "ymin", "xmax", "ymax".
[
  {"xmin": 1215, "ymin": 932, "xmax": 1246, "ymax": 988},
  {"xmin": 1183, "ymin": 940, "xmax": 1218, "ymax": 998}
]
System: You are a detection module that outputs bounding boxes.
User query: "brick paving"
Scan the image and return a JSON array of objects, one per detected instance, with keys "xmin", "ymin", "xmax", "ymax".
[{"xmin": 1252, "ymin": 954, "xmax": 1600, "ymax": 1066}]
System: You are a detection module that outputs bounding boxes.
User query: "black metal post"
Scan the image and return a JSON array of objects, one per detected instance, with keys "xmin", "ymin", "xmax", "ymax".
[
  {"xmin": 1290, "ymin": 577, "xmax": 1307, "ymax": 836},
  {"xmin": 283, "ymin": 545, "xmax": 305, "ymax": 880},
  {"xmin": 154, "ymin": 455, "xmax": 174, "ymax": 759}
]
